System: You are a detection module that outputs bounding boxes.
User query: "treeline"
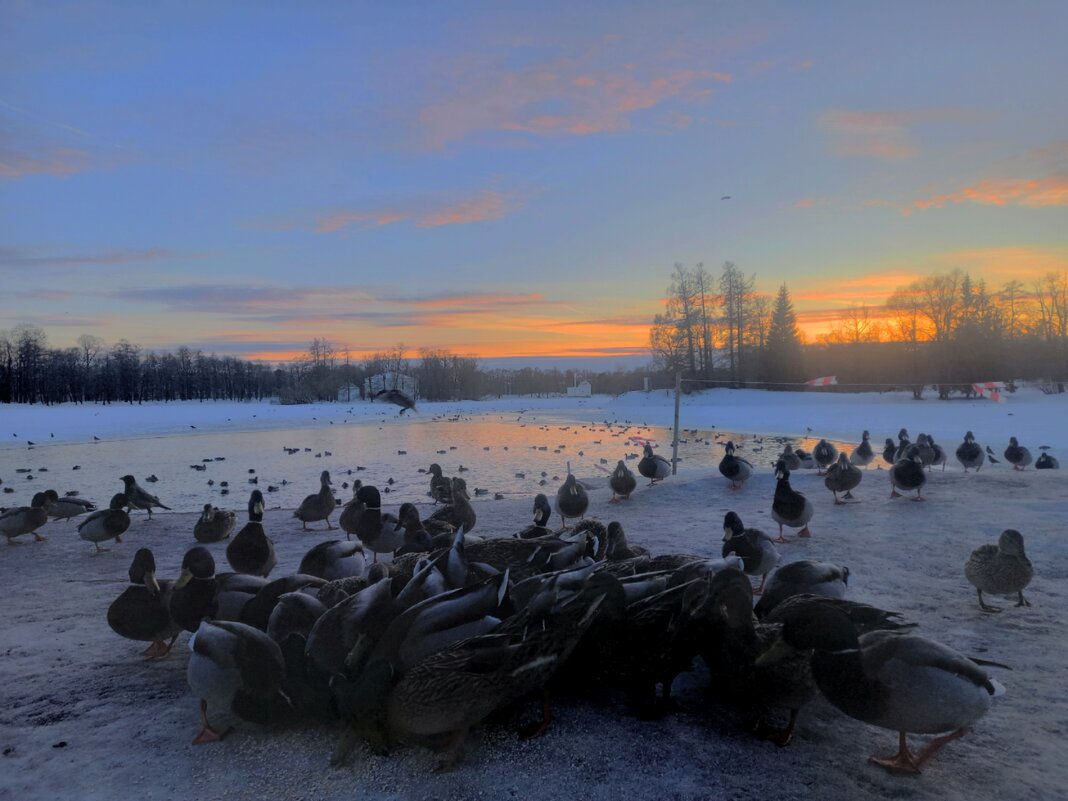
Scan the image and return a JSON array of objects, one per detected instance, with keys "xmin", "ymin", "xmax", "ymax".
[
  {"xmin": 650, "ymin": 264, "xmax": 1068, "ymax": 394},
  {"xmin": 0, "ymin": 326, "xmax": 672, "ymax": 405}
]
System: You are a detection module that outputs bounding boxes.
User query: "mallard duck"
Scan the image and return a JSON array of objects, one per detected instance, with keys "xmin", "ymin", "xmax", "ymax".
[
  {"xmin": 43, "ymin": 489, "xmax": 97, "ymax": 520},
  {"xmin": 757, "ymin": 603, "xmax": 1003, "ymax": 774},
  {"xmin": 794, "ymin": 448, "xmax": 816, "ymax": 470},
  {"xmin": 120, "ymin": 474, "xmax": 170, "ymax": 518},
  {"xmin": 77, "ymin": 492, "xmax": 131, "ymax": 551},
  {"xmin": 338, "ymin": 481, "xmax": 364, "ymax": 540},
  {"xmin": 965, "ymin": 529, "xmax": 1034, "ymax": 612},
  {"xmin": 637, "ymin": 443, "xmax": 671, "ymax": 484},
  {"xmin": 882, "ymin": 438, "xmax": 897, "ymax": 466},
  {"xmin": 609, "ymin": 460, "xmax": 637, "ymax": 500},
  {"xmin": 605, "ymin": 521, "xmax": 649, "ymax": 560},
  {"xmin": 812, "ymin": 439, "xmax": 838, "ymax": 474},
  {"xmin": 193, "ymin": 503, "xmax": 236, "ymax": 543},
  {"xmin": 753, "ymin": 559, "xmax": 849, "ymax": 619},
  {"xmin": 186, "ymin": 619, "xmax": 293, "ymax": 744},
  {"xmin": 894, "ymin": 428, "xmax": 911, "ymax": 462},
  {"xmin": 428, "ymin": 477, "xmax": 476, "ymax": 533},
  {"xmin": 226, "ymin": 490, "xmax": 276, "ymax": 577},
  {"xmin": 398, "ymin": 502, "xmax": 453, "ymax": 542},
  {"xmin": 294, "ymin": 470, "xmax": 335, "ymax": 530},
  {"xmin": 555, "ymin": 470, "xmax": 589, "ymax": 528},
  {"xmin": 914, "ymin": 434, "xmax": 936, "ymax": 468},
  {"xmin": 305, "ymin": 577, "xmax": 399, "ymax": 678},
  {"xmin": 266, "ymin": 591, "xmax": 327, "ymax": 646},
  {"xmin": 298, "ymin": 540, "xmax": 366, "ymax": 581},
  {"xmin": 107, "ymin": 548, "xmax": 180, "ymax": 658},
  {"xmin": 1004, "ymin": 437, "xmax": 1032, "ymax": 470},
  {"xmin": 771, "ymin": 460, "xmax": 813, "ymax": 541},
  {"xmin": 516, "ymin": 494, "xmax": 552, "ymax": 539},
  {"xmin": 890, "ymin": 451, "xmax": 926, "ymax": 500},
  {"xmin": 719, "ymin": 441, "xmax": 753, "ymax": 489},
  {"xmin": 927, "ymin": 435, "xmax": 947, "ymax": 471},
  {"xmin": 238, "ymin": 573, "xmax": 327, "ymax": 631},
  {"xmin": 169, "ymin": 546, "xmax": 219, "ymax": 632},
  {"xmin": 0, "ymin": 491, "xmax": 51, "ymax": 542},
  {"xmin": 428, "ymin": 464, "xmax": 452, "ymax": 504},
  {"xmin": 956, "ymin": 431, "xmax": 984, "ymax": 471},
  {"xmin": 1035, "ymin": 451, "xmax": 1059, "ymax": 469},
  {"xmin": 721, "ymin": 511, "xmax": 778, "ymax": 593},
  {"xmin": 825, "ymin": 452, "xmax": 862, "ymax": 504},
  {"xmin": 850, "ymin": 431, "xmax": 874, "ymax": 467},
  {"xmin": 351, "ymin": 485, "xmax": 404, "ymax": 562},
  {"xmin": 779, "ymin": 444, "xmax": 802, "ymax": 471},
  {"xmin": 374, "ymin": 388, "xmax": 416, "ymax": 414}
]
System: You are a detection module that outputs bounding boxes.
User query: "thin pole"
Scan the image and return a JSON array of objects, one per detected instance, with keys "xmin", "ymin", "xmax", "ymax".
[{"xmin": 672, "ymin": 371, "xmax": 681, "ymax": 475}]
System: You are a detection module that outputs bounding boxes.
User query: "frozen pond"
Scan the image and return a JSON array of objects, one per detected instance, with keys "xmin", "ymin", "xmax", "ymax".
[{"xmin": 0, "ymin": 410, "xmax": 859, "ymax": 514}]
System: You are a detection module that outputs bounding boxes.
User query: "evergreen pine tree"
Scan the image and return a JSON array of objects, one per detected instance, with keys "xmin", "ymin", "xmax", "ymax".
[{"xmin": 764, "ymin": 283, "xmax": 804, "ymax": 385}]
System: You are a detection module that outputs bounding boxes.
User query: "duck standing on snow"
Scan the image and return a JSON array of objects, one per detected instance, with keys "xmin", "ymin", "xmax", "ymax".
[
  {"xmin": 825, "ymin": 452, "xmax": 862, "ymax": 504},
  {"xmin": 226, "ymin": 490, "xmax": 276, "ymax": 577},
  {"xmin": 757, "ymin": 603, "xmax": 1004, "ymax": 774},
  {"xmin": 927, "ymin": 435, "xmax": 947, "ymax": 471},
  {"xmin": 721, "ymin": 511, "xmax": 779, "ymax": 593},
  {"xmin": 293, "ymin": 470, "xmax": 335, "ymax": 530},
  {"xmin": 894, "ymin": 429, "xmax": 911, "ymax": 462},
  {"xmin": 107, "ymin": 548, "xmax": 179, "ymax": 658},
  {"xmin": 719, "ymin": 441, "xmax": 753, "ymax": 489},
  {"xmin": 813, "ymin": 439, "xmax": 838, "ymax": 474},
  {"xmin": 193, "ymin": 503, "xmax": 236, "ymax": 543},
  {"xmin": 638, "ymin": 443, "xmax": 671, "ymax": 484},
  {"xmin": 428, "ymin": 476, "xmax": 477, "ymax": 534},
  {"xmin": 779, "ymin": 444, "xmax": 802, "ymax": 471},
  {"xmin": 771, "ymin": 460, "xmax": 814, "ymax": 542},
  {"xmin": 965, "ymin": 529, "xmax": 1034, "ymax": 612},
  {"xmin": 354, "ymin": 484, "xmax": 405, "ymax": 561},
  {"xmin": 120, "ymin": 475, "xmax": 170, "ymax": 519},
  {"xmin": 338, "ymin": 481, "xmax": 364, "ymax": 540},
  {"xmin": 516, "ymin": 494, "xmax": 553, "ymax": 539},
  {"xmin": 77, "ymin": 492, "xmax": 131, "ymax": 551},
  {"xmin": 956, "ymin": 431, "xmax": 985, "ymax": 472},
  {"xmin": 882, "ymin": 438, "xmax": 897, "ymax": 466},
  {"xmin": 1035, "ymin": 450, "xmax": 1059, "ymax": 469},
  {"xmin": 43, "ymin": 490, "xmax": 97, "ymax": 520},
  {"xmin": 914, "ymin": 434, "xmax": 936, "ymax": 468},
  {"xmin": 0, "ymin": 492, "xmax": 52, "ymax": 543},
  {"xmin": 555, "ymin": 469, "xmax": 589, "ymax": 529},
  {"xmin": 427, "ymin": 464, "xmax": 452, "ymax": 504},
  {"xmin": 889, "ymin": 451, "xmax": 926, "ymax": 501},
  {"xmin": 850, "ymin": 431, "xmax": 874, "ymax": 467},
  {"xmin": 169, "ymin": 547, "xmax": 219, "ymax": 632},
  {"xmin": 1004, "ymin": 437, "xmax": 1032, "ymax": 470},
  {"xmin": 609, "ymin": 460, "xmax": 637, "ymax": 500}
]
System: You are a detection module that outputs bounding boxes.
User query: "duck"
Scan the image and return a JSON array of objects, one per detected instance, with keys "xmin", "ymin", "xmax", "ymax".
[
  {"xmin": 427, "ymin": 464, "xmax": 452, "ymax": 504},
  {"xmin": 0, "ymin": 491, "xmax": 51, "ymax": 543},
  {"xmin": 956, "ymin": 431, "xmax": 985, "ymax": 471},
  {"xmin": 794, "ymin": 448, "xmax": 817, "ymax": 470},
  {"xmin": 771, "ymin": 460, "xmax": 813, "ymax": 542},
  {"xmin": 338, "ymin": 481, "xmax": 365, "ymax": 540},
  {"xmin": 609, "ymin": 460, "xmax": 637, "ymax": 500},
  {"xmin": 510, "ymin": 495, "xmax": 549, "ymax": 540},
  {"xmin": 894, "ymin": 428, "xmax": 911, "ymax": 462},
  {"xmin": 849, "ymin": 431, "xmax": 874, "ymax": 467},
  {"xmin": 293, "ymin": 470, "xmax": 335, "ymax": 530},
  {"xmin": 374, "ymin": 387, "xmax": 416, "ymax": 414},
  {"xmin": 1004, "ymin": 437, "xmax": 1032, "ymax": 470},
  {"xmin": 889, "ymin": 451, "xmax": 926, "ymax": 501},
  {"xmin": 779, "ymin": 444, "xmax": 802, "ymax": 472},
  {"xmin": 555, "ymin": 469, "xmax": 589, "ymax": 529},
  {"xmin": 393, "ymin": 502, "xmax": 454, "ymax": 555},
  {"xmin": 721, "ymin": 511, "xmax": 779, "ymax": 593},
  {"xmin": 120, "ymin": 474, "xmax": 170, "ymax": 518},
  {"xmin": 226, "ymin": 490, "xmax": 276, "ymax": 577},
  {"xmin": 964, "ymin": 529, "xmax": 1034, "ymax": 613},
  {"xmin": 77, "ymin": 492, "xmax": 131, "ymax": 551},
  {"xmin": 353, "ymin": 485, "xmax": 405, "ymax": 562},
  {"xmin": 428, "ymin": 477, "xmax": 477, "ymax": 534},
  {"xmin": 107, "ymin": 548, "xmax": 180, "ymax": 658},
  {"xmin": 824, "ymin": 452, "xmax": 862, "ymax": 504},
  {"xmin": 43, "ymin": 490, "xmax": 97, "ymax": 520},
  {"xmin": 169, "ymin": 546, "xmax": 220, "ymax": 632},
  {"xmin": 298, "ymin": 540, "xmax": 366, "ymax": 581},
  {"xmin": 637, "ymin": 443, "xmax": 671, "ymax": 484},
  {"xmin": 193, "ymin": 503, "xmax": 237, "ymax": 543},
  {"xmin": 927, "ymin": 435, "xmax": 947, "ymax": 471},
  {"xmin": 753, "ymin": 559, "xmax": 849, "ymax": 619},
  {"xmin": 605, "ymin": 521, "xmax": 649, "ymax": 561},
  {"xmin": 186, "ymin": 619, "xmax": 293, "ymax": 744},
  {"xmin": 719, "ymin": 441, "xmax": 753, "ymax": 489},
  {"xmin": 812, "ymin": 439, "xmax": 838, "ymax": 474},
  {"xmin": 757, "ymin": 602, "xmax": 1003, "ymax": 774},
  {"xmin": 1035, "ymin": 451, "xmax": 1059, "ymax": 469},
  {"xmin": 882, "ymin": 438, "xmax": 898, "ymax": 466},
  {"xmin": 914, "ymin": 434, "xmax": 936, "ymax": 468}
]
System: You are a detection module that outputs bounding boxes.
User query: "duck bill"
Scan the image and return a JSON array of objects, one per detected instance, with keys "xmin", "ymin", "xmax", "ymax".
[
  {"xmin": 144, "ymin": 569, "xmax": 161, "ymax": 595},
  {"xmin": 722, "ymin": 527, "xmax": 732, "ymax": 542},
  {"xmin": 173, "ymin": 567, "xmax": 193, "ymax": 589},
  {"xmin": 756, "ymin": 637, "xmax": 797, "ymax": 667},
  {"xmin": 253, "ymin": 501, "xmax": 264, "ymax": 516}
]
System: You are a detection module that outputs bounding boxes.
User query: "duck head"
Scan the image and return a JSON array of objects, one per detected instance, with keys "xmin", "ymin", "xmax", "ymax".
[
  {"xmin": 175, "ymin": 546, "xmax": 215, "ymax": 587},
  {"xmin": 532, "ymin": 494, "xmax": 551, "ymax": 525},
  {"xmin": 356, "ymin": 484, "xmax": 382, "ymax": 509},
  {"xmin": 722, "ymin": 511, "xmax": 745, "ymax": 541},
  {"xmin": 1008, "ymin": 436, "xmax": 1019, "ymax": 447},
  {"xmin": 998, "ymin": 529, "xmax": 1026, "ymax": 556},
  {"xmin": 963, "ymin": 431, "xmax": 975, "ymax": 442},
  {"xmin": 109, "ymin": 493, "xmax": 128, "ymax": 511},
  {"xmin": 724, "ymin": 441, "xmax": 736, "ymax": 456},
  {"xmin": 642, "ymin": 443, "xmax": 654, "ymax": 458},
  {"xmin": 128, "ymin": 548, "xmax": 160, "ymax": 593},
  {"xmin": 757, "ymin": 603, "xmax": 859, "ymax": 665},
  {"xmin": 612, "ymin": 460, "xmax": 630, "ymax": 478},
  {"xmin": 837, "ymin": 452, "xmax": 851, "ymax": 468},
  {"xmin": 709, "ymin": 567, "xmax": 755, "ymax": 628},
  {"xmin": 248, "ymin": 489, "xmax": 264, "ymax": 520},
  {"xmin": 450, "ymin": 477, "xmax": 469, "ymax": 500},
  {"xmin": 773, "ymin": 460, "xmax": 790, "ymax": 481},
  {"xmin": 862, "ymin": 430, "xmax": 870, "ymax": 441},
  {"xmin": 320, "ymin": 470, "xmax": 332, "ymax": 486},
  {"xmin": 428, "ymin": 463, "xmax": 443, "ymax": 477},
  {"xmin": 199, "ymin": 503, "xmax": 214, "ymax": 521}
]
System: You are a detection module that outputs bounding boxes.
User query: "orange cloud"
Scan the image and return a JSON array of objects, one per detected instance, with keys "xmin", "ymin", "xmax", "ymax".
[
  {"xmin": 0, "ymin": 146, "xmax": 89, "ymax": 179},
  {"xmin": 315, "ymin": 189, "xmax": 525, "ymax": 234},
  {"xmin": 912, "ymin": 177, "xmax": 1068, "ymax": 210},
  {"xmin": 817, "ymin": 108, "xmax": 977, "ymax": 161}
]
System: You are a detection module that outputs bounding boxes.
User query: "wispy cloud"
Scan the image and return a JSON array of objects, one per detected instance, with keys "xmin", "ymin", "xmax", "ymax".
[
  {"xmin": 912, "ymin": 176, "xmax": 1068, "ymax": 210},
  {"xmin": 0, "ymin": 145, "xmax": 90, "ymax": 179},
  {"xmin": 817, "ymin": 109, "xmax": 978, "ymax": 161},
  {"xmin": 315, "ymin": 189, "xmax": 526, "ymax": 234},
  {"xmin": 0, "ymin": 248, "xmax": 178, "ymax": 269}
]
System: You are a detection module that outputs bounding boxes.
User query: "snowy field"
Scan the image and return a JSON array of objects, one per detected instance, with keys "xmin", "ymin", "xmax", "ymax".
[{"xmin": 1, "ymin": 389, "xmax": 1066, "ymax": 800}]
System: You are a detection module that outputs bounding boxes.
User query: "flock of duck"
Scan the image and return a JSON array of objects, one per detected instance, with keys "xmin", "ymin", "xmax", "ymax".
[{"xmin": 0, "ymin": 425, "xmax": 1049, "ymax": 776}]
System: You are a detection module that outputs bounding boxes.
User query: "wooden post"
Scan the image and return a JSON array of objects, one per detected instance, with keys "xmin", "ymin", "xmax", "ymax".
[{"xmin": 672, "ymin": 371, "xmax": 681, "ymax": 475}]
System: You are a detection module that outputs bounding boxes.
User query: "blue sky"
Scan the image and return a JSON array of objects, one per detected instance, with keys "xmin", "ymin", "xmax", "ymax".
[{"xmin": 2, "ymin": 1, "xmax": 1066, "ymax": 365}]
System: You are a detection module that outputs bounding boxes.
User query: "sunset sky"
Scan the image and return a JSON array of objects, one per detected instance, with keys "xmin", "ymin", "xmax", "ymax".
[{"xmin": 2, "ymin": 2, "xmax": 1066, "ymax": 367}]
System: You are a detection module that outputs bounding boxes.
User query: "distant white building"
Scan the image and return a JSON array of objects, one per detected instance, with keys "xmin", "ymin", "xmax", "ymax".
[
  {"xmin": 566, "ymin": 379, "xmax": 592, "ymax": 397},
  {"xmin": 336, "ymin": 383, "xmax": 361, "ymax": 402},
  {"xmin": 364, "ymin": 371, "xmax": 418, "ymax": 400}
]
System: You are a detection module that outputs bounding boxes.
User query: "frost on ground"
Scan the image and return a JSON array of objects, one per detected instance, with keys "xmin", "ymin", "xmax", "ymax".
[{"xmin": 1, "ymin": 391, "xmax": 1066, "ymax": 800}]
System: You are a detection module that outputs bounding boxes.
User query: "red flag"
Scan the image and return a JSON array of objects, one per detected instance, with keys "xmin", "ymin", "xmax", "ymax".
[
  {"xmin": 972, "ymin": 382, "xmax": 1006, "ymax": 403},
  {"xmin": 805, "ymin": 375, "xmax": 838, "ymax": 386}
]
